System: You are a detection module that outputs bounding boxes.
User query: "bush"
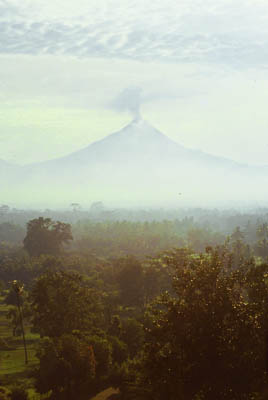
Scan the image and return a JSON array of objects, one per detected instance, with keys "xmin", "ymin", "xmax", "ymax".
[
  {"xmin": 0, "ymin": 386, "xmax": 10, "ymax": 400},
  {"xmin": 9, "ymin": 385, "xmax": 28, "ymax": 400},
  {"xmin": 0, "ymin": 337, "xmax": 12, "ymax": 350},
  {"xmin": 109, "ymin": 336, "xmax": 128, "ymax": 365}
]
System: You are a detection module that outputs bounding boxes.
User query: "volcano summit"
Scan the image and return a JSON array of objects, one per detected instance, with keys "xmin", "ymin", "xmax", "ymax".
[{"xmin": 1, "ymin": 119, "xmax": 268, "ymax": 208}]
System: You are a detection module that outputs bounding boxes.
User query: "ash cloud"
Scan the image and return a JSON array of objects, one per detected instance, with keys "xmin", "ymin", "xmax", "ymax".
[{"xmin": 112, "ymin": 87, "xmax": 142, "ymax": 120}]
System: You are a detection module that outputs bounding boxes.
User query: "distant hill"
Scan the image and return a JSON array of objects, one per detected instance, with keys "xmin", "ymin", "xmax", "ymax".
[
  {"xmin": 0, "ymin": 159, "xmax": 20, "ymax": 190},
  {"xmin": 1, "ymin": 119, "xmax": 268, "ymax": 207},
  {"xmin": 0, "ymin": 159, "xmax": 17, "ymax": 168}
]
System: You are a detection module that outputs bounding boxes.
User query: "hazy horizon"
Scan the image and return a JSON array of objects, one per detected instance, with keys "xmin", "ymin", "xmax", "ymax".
[{"xmin": 0, "ymin": 117, "xmax": 267, "ymax": 210}]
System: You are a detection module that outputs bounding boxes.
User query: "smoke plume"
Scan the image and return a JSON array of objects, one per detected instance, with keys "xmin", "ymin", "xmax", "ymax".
[{"xmin": 112, "ymin": 87, "xmax": 142, "ymax": 120}]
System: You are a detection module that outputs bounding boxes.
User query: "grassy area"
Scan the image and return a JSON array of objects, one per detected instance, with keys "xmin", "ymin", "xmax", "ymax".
[
  {"xmin": 1, "ymin": 346, "xmax": 38, "ymax": 375},
  {"xmin": 0, "ymin": 295, "xmax": 39, "ymax": 391},
  {"xmin": 0, "ymin": 299, "xmax": 12, "ymax": 337}
]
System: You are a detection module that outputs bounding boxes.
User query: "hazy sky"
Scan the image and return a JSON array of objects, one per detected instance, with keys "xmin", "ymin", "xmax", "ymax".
[{"xmin": 1, "ymin": 0, "xmax": 268, "ymax": 165}]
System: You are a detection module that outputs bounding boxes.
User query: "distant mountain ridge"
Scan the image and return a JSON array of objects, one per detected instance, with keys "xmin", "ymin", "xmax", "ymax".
[
  {"xmin": 0, "ymin": 159, "xmax": 19, "ymax": 177},
  {"xmin": 0, "ymin": 159, "xmax": 17, "ymax": 167},
  {"xmin": 1, "ymin": 119, "xmax": 268, "ymax": 207}
]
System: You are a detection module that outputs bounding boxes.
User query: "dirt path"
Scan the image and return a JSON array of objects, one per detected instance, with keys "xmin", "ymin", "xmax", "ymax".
[{"xmin": 91, "ymin": 387, "xmax": 119, "ymax": 400}]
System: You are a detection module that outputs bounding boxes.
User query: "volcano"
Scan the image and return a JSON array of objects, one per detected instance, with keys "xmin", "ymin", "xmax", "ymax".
[{"xmin": 1, "ymin": 119, "xmax": 268, "ymax": 207}]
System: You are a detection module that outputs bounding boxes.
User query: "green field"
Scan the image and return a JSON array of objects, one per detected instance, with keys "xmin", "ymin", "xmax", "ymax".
[{"xmin": 0, "ymin": 294, "xmax": 39, "ymax": 397}]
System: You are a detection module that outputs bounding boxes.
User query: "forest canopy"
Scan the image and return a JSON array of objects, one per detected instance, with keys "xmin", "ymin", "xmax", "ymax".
[{"xmin": 0, "ymin": 208, "xmax": 268, "ymax": 399}]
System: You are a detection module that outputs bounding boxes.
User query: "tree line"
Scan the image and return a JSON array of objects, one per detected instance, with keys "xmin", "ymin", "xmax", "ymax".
[{"xmin": 1, "ymin": 217, "xmax": 268, "ymax": 398}]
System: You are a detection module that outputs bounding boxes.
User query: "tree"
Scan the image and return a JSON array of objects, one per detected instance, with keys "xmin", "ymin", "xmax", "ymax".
[
  {"xmin": 35, "ymin": 334, "xmax": 96, "ymax": 400},
  {"xmin": 30, "ymin": 270, "xmax": 104, "ymax": 337},
  {"xmin": 90, "ymin": 202, "xmax": 104, "ymax": 213},
  {"xmin": 23, "ymin": 217, "xmax": 73, "ymax": 257},
  {"xmin": 229, "ymin": 226, "xmax": 251, "ymax": 267},
  {"xmin": 121, "ymin": 318, "xmax": 144, "ymax": 358},
  {"xmin": 116, "ymin": 256, "xmax": 144, "ymax": 308},
  {"xmin": 6, "ymin": 300, "xmax": 32, "ymax": 337},
  {"xmin": 257, "ymin": 223, "xmax": 268, "ymax": 240},
  {"xmin": 70, "ymin": 203, "xmax": 81, "ymax": 212},
  {"xmin": 230, "ymin": 226, "xmax": 245, "ymax": 242},
  {"xmin": 187, "ymin": 228, "xmax": 225, "ymax": 253},
  {"xmin": 255, "ymin": 223, "xmax": 268, "ymax": 259},
  {"xmin": 11, "ymin": 280, "xmax": 28, "ymax": 364},
  {"xmin": 0, "ymin": 386, "xmax": 10, "ymax": 400},
  {"xmin": 124, "ymin": 248, "xmax": 266, "ymax": 399},
  {"xmin": 0, "ymin": 204, "xmax": 10, "ymax": 216},
  {"xmin": 9, "ymin": 385, "xmax": 28, "ymax": 400},
  {"xmin": 0, "ymin": 222, "xmax": 25, "ymax": 244},
  {"xmin": 31, "ymin": 270, "xmax": 121, "ymax": 399}
]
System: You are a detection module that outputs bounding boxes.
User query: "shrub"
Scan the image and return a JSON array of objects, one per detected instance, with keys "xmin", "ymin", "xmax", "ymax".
[
  {"xmin": 0, "ymin": 386, "xmax": 10, "ymax": 400},
  {"xmin": 0, "ymin": 338, "xmax": 12, "ymax": 351},
  {"xmin": 9, "ymin": 385, "xmax": 28, "ymax": 400}
]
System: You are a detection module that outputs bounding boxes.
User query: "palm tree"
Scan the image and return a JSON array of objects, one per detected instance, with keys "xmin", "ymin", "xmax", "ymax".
[{"xmin": 12, "ymin": 280, "xmax": 28, "ymax": 364}]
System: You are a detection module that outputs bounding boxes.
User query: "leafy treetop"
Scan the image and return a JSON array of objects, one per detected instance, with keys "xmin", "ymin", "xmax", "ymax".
[{"xmin": 23, "ymin": 217, "xmax": 73, "ymax": 257}]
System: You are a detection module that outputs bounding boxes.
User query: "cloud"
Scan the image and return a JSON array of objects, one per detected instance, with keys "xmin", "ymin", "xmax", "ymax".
[
  {"xmin": 1, "ymin": 1, "xmax": 268, "ymax": 167},
  {"xmin": 1, "ymin": 0, "xmax": 268, "ymax": 67},
  {"xmin": 0, "ymin": 53, "xmax": 210, "ymax": 117}
]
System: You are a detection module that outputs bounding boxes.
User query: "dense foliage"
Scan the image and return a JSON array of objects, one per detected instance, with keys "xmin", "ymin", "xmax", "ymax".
[
  {"xmin": 124, "ymin": 248, "xmax": 267, "ymax": 399},
  {"xmin": 23, "ymin": 218, "xmax": 73, "ymax": 256},
  {"xmin": 1, "ymin": 209, "xmax": 268, "ymax": 399}
]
